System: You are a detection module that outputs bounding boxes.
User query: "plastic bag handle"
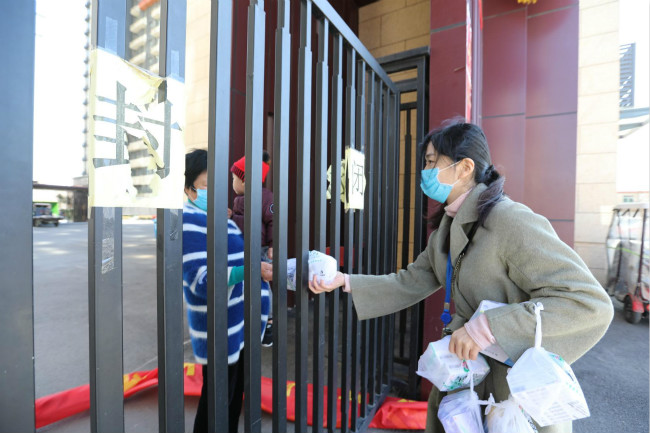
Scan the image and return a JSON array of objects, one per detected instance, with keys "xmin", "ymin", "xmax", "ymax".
[
  {"xmin": 534, "ymin": 302, "xmax": 544, "ymax": 348},
  {"xmin": 468, "ymin": 363, "xmax": 476, "ymax": 399},
  {"xmin": 482, "ymin": 394, "xmax": 497, "ymax": 415}
]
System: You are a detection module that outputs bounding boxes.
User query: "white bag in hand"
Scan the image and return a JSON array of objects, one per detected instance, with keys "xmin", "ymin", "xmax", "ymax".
[
  {"xmin": 484, "ymin": 394, "xmax": 538, "ymax": 433},
  {"xmin": 506, "ymin": 303, "xmax": 590, "ymax": 427},
  {"xmin": 438, "ymin": 373, "xmax": 485, "ymax": 433},
  {"xmin": 416, "ymin": 335, "xmax": 490, "ymax": 392},
  {"xmin": 286, "ymin": 251, "xmax": 338, "ymax": 291}
]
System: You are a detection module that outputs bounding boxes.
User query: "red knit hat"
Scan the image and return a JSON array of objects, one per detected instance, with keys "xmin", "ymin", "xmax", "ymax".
[{"xmin": 230, "ymin": 156, "xmax": 270, "ymax": 183}]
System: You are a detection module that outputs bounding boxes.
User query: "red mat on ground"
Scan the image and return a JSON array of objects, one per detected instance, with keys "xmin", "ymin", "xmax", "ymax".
[{"xmin": 34, "ymin": 363, "xmax": 425, "ymax": 430}]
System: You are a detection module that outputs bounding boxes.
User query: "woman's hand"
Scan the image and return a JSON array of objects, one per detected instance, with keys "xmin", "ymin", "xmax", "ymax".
[
  {"xmin": 449, "ymin": 327, "xmax": 481, "ymax": 361},
  {"xmin": 308, "ymin": 272, "xmax": 345, "ymax": 294},
  {"xmin": 261, "ymin": 262, "xmax": 273, "ymax": 281}
]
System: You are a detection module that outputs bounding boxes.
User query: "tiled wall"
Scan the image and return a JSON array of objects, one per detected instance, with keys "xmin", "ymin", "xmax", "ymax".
[
  {"xmin": 575, "ymin": 0, "xmax": 620, "ymax": 284},
  {"xmin": 359, "ymin": 0, "xmax": 431, "ymax": 58}
]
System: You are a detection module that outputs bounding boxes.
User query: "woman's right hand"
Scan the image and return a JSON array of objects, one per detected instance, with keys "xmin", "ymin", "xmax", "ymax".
[{"xmin": 309, "ymin": 272, "xmax": 345, "ymax": 294}]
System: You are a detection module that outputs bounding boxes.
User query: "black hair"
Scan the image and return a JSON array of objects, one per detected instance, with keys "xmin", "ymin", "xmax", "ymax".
[
  {"xmin": 185, "ymin": 149, "xmax": 207, "ymax": 190},
  {"xmin": 263, "ymin": 150, "xmax": 271, "ymax": 164},
  {"xmin": 420, "ymin": 119, "xmax": 505, "ymax": 229}
]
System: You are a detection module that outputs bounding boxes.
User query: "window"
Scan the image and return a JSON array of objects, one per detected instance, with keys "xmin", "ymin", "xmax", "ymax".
[{"xmin": 620, "ymin": 43, "xmax": 636, "ymax": 108}]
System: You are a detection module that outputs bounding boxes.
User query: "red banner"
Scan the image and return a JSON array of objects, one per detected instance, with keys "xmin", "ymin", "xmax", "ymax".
[{"xmin": 34, "ymin": 364, "xmax": 426, "ymax": 430}]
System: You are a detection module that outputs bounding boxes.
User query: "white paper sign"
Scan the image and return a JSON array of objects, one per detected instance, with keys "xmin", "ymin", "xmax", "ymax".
[
  {"xmin": 345, "ymin": 147, "xmax": 366, "ymax": 210},
  {"xmin": 88, "ymin": 48, "xmax": 185, "ymax": 208}
]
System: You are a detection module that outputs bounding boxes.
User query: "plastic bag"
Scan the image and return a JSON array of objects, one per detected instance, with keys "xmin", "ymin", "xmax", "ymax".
[
  {"xmin": 416, "ymin": 335, "xmax": 490, "ymax": 392},
  {"xmin": 286, "ymin": 250, "xmax": 339, "ymax": 291},
  {"xmin": 506, "ymin": 303, "xmax": 590, "ymax": 427},
  {"xmin": 484, "ymin": 394, "xmax": 538, "ymax": 433},
  {"xmin": 438, "ymin": 374, "xmax": 485, "ymax": 433},
  {"xmin": 470, "ymin": 300, "xmax": 514, "ymax": 366}
]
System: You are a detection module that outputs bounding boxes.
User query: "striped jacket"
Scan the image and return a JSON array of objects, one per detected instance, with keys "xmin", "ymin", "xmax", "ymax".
[{"xmin": 182, "ymin": 203, "xmax": 270, "ymax": 364}]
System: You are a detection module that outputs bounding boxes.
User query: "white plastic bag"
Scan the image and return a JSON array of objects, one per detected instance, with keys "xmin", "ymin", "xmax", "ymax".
[
  {"xmin": 286, "ymin": 251, "xmax": 339, "ymax": 291},
  {"xmin": 416, "ymin": 335, "xmax": 490, "ymax": 392},
  {"xmin": 470, "ymin": 300, "xmax": 514, "ymax": 366},
  {"xmin": 484, "ymin": 394, "xmax": 538, "ymax": 433},
  {"xmin": 438, "ymin": 374, "xmax": 485, "ymax": 433},
  {"xmin": 506, "ymin": 303, "xmax": 590, "ymax": 427}
]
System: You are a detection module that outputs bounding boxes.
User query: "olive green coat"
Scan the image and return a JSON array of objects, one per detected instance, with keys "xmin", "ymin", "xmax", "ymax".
[{"xmin": 349, "ymin": 184, "xmax": 613, "ymax": 433}]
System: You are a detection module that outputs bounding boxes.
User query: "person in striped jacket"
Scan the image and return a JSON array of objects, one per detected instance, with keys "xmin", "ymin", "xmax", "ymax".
[{"xmin": 183, "ymin": 149, "xmax": 272, "ymax": 433}]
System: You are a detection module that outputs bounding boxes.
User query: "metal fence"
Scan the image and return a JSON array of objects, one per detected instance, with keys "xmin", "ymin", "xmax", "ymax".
[
  {"xmin": 0, "ymin": 0, "xmax": 403, "ymax": 432},
  {"xmin": 379, "ymin": 47, "xmax": 429, "ymax": 400}
]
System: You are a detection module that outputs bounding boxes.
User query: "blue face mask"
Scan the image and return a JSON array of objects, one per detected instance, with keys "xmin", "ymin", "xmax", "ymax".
[
  {"xmin": 420, "ymin": 162, "xmax": 459, "ymax": 203},
  {"xmin": 191, "ymin": 188, "xmax": 208, "ymax": 212}
]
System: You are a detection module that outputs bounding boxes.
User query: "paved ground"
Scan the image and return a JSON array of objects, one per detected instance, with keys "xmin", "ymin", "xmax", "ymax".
[{"xmin": 32, "ymin": 222, "xmax": 648, "ymax": 432}]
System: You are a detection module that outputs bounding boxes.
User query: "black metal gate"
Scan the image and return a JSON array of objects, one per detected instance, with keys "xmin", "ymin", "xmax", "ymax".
[
  {"xmin": 0, "ymin": 1, "xmax": 404, "ymax": 432},
  {"xmin": 380, "ymin": 47, "xmax": 430, "ymax": 400}
]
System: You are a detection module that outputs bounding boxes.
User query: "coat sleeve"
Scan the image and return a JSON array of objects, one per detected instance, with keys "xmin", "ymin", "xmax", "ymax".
[
  {"xmin": 349, "ymin": 232, "xmax": 441, "ymax": 320},
  {"xmin": 484, "ymin": 204, "xmax": 614, "ymax": 364}
]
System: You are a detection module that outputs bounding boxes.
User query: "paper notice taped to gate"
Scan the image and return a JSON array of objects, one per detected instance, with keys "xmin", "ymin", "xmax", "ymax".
[
  {"xmin": 87, "ymin": 48, "xmax": 185, "ymax": 209},
  {"xmin": 345, "ymin": 147, "xmax": 366, "ymax": 210}
]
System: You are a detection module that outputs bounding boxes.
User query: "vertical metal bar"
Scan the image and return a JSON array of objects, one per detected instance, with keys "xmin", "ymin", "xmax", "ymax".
[
  {"xmin": 368, "ymin": 77, "xmax": 381, "ymax": 406},
  {"xmin": 413, "ymin": 60, "xmax": 427, "ymax": 255},
  {"xmin": 360, "ymin": 71, "xmax": 375, "ymax": 419},
  {"xmin": 327, "ymin": 31, "xmax": 343, "ymax": 433},
  {"xmin": 388, "ymin": 91, "xmax": 400, "ymax": 387},
  {"xmin": 206, "ymin": 0, "xmax": 233, "ymax": 430},
  {"xmin": 398, "ymin": 310, "xmax": 407, "ymax": 357},
  {"xmin": 373, "ymin": 84, "xmax": 383, "ymax": 276},
  {"xmin": 377, "ymin": 86, "xmax": 393, "ymax": 394},
  {"xmin": 350, "ymin": 59, "xmax": 365, "ymax": 431},
  {"xmin": 363, "ymin": 72, "xmax": 375, "ymax": 277},
  {"xmin": 375, "ymin": 316, "xmax": 386, "ymax": 394},
  {"xmin": 243, "ymin": 1, "xmax": 266, "ymax": 432},
  {"xmin": 471, "ymin": 0, "xmax": 482, "ymax": 126},
  {"xmin": 0, "ymin": 2, "xmax": 35, "ymax": 431},
  {"xmin": 312, "ymin": 16, "xmax": 329, "ymax": 433},
  {"xmin": 89, "ymin": 1, "xmax": 126, "ymax": 431},
  {"xmin": 368, "ymin": 319, "xmax": 377, "ymax": 405},
  {"xmin": 387, "ymin": 315, "xmax": 396, "ymax": 391},
  {"xmin": 156, "ymin": 1, "xmax": 186, "ymax": 431},
  {"xmin": 378, "ymin": 87, "xmax": 390, "ymax": 393},
  {"xmin": 272, "ymin": 1, "xmax": 291, "ymax": 432},
  {"xmin": 359, "ymin": 320, "xmax": 368, "ymax": 420},
  {"xmin": 403, "ymin": 106, "xmax": 421, "ymax": 399},
  {"xmin": 382, "ymin": 87, "xmax": 391, "ymax": 275},
  {"xmin": 295, "ymin": 2, "xmax": 312, "ymax": 431},
  {"xmin": 341, "ymin": 46, "xmax": 356, "ymax": 433},
  {"xmin": 401, "ymin": 109, "xmax": 412, "ymax": 276},
  {"xmin": 408, "ymin": 300, "xmax": 421, "ymax": 397}
]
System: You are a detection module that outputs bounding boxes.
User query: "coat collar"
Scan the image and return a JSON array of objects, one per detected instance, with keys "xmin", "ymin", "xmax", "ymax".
[{"xmin": 434, "ymin": 183, "xmax": 487, "ymax": 262}]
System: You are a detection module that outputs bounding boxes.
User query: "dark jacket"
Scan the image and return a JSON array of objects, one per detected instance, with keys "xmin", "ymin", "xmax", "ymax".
[{"xmin": 232, "ymin": 187, "xmax": 274, "ymax": 248}]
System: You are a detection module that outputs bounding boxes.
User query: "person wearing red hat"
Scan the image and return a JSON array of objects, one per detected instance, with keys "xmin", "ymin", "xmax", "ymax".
[{"xmin": 229, "ymin": 152, "xmax": 275, "ymax": 346}]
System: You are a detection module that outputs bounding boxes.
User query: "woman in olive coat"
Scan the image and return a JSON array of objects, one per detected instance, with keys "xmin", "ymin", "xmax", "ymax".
[{"xmin": 309, "ymin": 121, "xmax": 613, "ymax": 433}]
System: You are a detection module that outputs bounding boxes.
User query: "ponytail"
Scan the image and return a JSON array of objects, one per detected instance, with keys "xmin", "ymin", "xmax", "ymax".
[{"xmin": 477, "ymin": 164, "xmax": 505, "ymax": 227}]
